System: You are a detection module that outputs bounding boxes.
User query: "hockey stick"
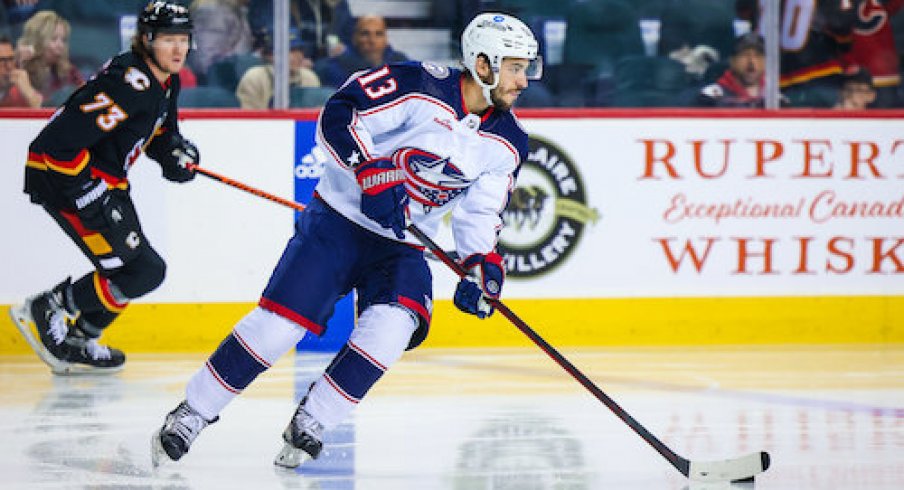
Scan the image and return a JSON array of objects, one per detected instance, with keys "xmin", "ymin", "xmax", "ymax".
[
  {"xmin": 188, "ymin": 164, "xmax": 307, "ymax": 213},
  {"xmin": 189, "ymin": 163, "xmax": 771, "ymax": 482},
  {"xmin": 404, "ymin": 226, "xmax": 770, "ymax": 484}
]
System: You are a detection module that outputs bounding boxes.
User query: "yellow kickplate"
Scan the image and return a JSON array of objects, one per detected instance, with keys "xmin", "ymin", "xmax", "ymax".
[{"xmin": 0, "ymin": 296, "xmax": 901, "ymax": 354}]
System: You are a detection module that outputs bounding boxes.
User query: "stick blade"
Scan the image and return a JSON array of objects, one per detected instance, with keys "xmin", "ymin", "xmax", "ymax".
[{"xmin": 687, "ymin": 451, "xmax": 770, "ymax": 482}]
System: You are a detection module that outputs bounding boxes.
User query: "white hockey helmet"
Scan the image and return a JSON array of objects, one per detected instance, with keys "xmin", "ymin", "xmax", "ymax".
[{"xmin": 461, "ymin": 13, "xmax": 542, "ymax": 105}]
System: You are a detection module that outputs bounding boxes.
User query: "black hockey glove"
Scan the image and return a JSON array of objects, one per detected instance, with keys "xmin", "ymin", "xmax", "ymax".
[
  {"xmin": 160, "ymin": 136, "xmax": 199, "ymax": 183},
  {"xmin": 72, "ymin": 179, "xmax": 112, "ymax": 230},
  {"xmin": 72, "ymin": 180, "xmax": 132, "ymax": 234}
]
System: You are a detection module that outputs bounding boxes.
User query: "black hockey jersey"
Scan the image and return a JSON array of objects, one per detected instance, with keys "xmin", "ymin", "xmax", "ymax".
[
  {"xmin": 24, "ymin": 51, "xmax": 182, "ymax": 209},
  {"xmin": 739, "ymin": 0, "xmax": 860, "ymax": 87}
]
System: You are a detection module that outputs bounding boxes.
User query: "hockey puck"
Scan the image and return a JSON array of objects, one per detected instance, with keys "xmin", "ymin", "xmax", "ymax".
[{"xmin": 732, "ymin": 476, "xmax": 755, "ymax": 483}]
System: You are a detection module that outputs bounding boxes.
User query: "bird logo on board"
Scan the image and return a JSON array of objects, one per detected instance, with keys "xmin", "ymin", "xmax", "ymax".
[{"xmin": 498, "ymin": 135, "xmax": 599, "ymax": 278}]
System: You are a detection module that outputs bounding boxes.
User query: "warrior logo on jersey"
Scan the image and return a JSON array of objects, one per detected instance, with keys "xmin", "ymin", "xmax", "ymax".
[
  {"xmin": 396, "ymin": 147, "xmax": 471, "ymax": 211},
  {"xmin": 498, "ymin": 135, "xmax": 599, "ymax": 278}
]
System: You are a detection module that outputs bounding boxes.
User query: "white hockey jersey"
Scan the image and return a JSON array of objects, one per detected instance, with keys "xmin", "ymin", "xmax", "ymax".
[{"xmin": 314, "ymin": 61, "xmax": 529, "ymax": 260}]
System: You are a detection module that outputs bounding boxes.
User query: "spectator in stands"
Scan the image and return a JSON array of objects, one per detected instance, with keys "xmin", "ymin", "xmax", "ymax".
[
  {"xmin": 236, "ymin": 27, "xmax": 320, "ymax": 109},
  {"xmin": 315, "ymin": 14, "xmax": 408, "ymax": 88},
  {"xmin": 697, "ymin": 33, "xmax": 765, "ymax": 107},
  {"xmin": 189, "ymin": 0, "xmax": 253, "ymax": 75},
  {"xmin": 0, "ymin": 33, "xmax": 41, "ymax": 106},
  {"xmin": 843, "ymin": 0, "xmax": 902, "ymax": 107},
  {"xmin": 16, "ymin": 10, "xmax": 83, "ymax": 102},
  {"xmin": 737, "ymin": 0, "xmax": 859, "ymax": 107},
  {"xmin": 248, "ymin": 0, "xmax": 354, "ymax": 61},
  {"xmin": 834, "ymin": 65, "xmax": 877, "ymax": 110}
]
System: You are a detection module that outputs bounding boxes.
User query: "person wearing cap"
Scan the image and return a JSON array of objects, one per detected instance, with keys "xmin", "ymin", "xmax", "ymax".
[
  {"xmin": 236, "ymin": 27, "xmax": 321, "ymax": 109},
  {"xmin": 696, "ymin": 32, "xmax": 765, "ymax": 107},
  {"xmin": 834, "ymin": 66, "xmax": 877, "ymax": 110}
]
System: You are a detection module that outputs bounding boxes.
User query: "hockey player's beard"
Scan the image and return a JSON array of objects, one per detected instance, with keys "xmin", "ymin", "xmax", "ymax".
[{"xmin": 490, "ymin": 87, "xmax": 514, "ymax": 112}]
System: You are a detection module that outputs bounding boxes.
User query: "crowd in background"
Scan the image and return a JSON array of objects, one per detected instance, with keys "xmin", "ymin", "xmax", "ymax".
[{"xmin": 1, "ymin": 0, "xmax": 902, "ymax": 109}]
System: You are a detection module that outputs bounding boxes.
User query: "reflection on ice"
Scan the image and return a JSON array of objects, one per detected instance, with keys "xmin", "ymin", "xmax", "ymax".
[{"xmin": 0, "ymin": 346, "xmax": 900, "ymax": 489}]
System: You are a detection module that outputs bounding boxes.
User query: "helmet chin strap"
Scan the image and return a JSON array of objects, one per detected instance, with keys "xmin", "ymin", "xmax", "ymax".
[{"xmin": 474, "ymin": 70, "xmax": 499, "ymax": 108}]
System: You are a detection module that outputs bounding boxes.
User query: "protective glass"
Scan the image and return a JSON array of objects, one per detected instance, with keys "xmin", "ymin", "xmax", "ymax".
[{"xmin": 525, "ymin": 55, "xmax": 543, "ymax": 80}]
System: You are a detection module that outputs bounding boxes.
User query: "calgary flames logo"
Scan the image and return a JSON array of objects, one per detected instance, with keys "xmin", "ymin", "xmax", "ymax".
[{"xmin": 396, "ymin": 147, "xmax": 471, "ymax": 211}]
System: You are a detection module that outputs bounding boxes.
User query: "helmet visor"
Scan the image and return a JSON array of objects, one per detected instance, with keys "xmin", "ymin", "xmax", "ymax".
[{"xmin": 526, "ymin": 55, "xmax": 543, "ymax": 80}]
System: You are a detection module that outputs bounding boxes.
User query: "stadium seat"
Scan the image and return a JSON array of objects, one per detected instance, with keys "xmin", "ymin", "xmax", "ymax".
[
  {"xmin": 206, "ymin": 54, "xmax": 263, "ymax": 92},
  {"xmin": 68, "ymin": 22, "xmax": 122, "ymax": 78},
  {"xmin": 42, "ymin": 84, "xmax": 77, "ymax": 108},
  {"xmin": 656, "ymin": 0, "xmax": 736, "ymax": 59},
  {"xmin": 611, "ymin": 55, "xmax": 689, "ymax": 107},
  {"xmin": 43, "ymin": 0, "xmax": 146, "ymax": 23},
  {"xmin": 0, "ymin": 4, "xmax": 9, "ymax": 35},
  {"xmin": 564, "ymin": 0, "xmax": 644, "ymax": 73},
  {"xmin": 289, "ymin": 86, "xmax": 333, "ymax": 108},
  {"xmin": 179, "ymin": 86, "xmax": 240, "ymax": 108}
]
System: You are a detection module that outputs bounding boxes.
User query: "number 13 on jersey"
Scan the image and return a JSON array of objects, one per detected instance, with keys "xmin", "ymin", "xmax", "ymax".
[{"xmin": 358, "ymin": 66, "xmax": 398, "ymax": 100}]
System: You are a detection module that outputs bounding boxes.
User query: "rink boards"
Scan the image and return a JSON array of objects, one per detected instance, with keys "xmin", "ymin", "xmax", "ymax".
[{"xmin": 0, "ymin": 109, "xmax": 901, "ymax": 352}]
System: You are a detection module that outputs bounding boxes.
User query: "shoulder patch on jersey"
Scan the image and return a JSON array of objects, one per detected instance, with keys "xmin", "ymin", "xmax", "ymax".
[
  {"xmin": 124, "ymin": 67, "xmax": 151, "ymax": 91},
  {"xmin": 421, "ymin": 61, "xmax": 450, "ymax": 80}
]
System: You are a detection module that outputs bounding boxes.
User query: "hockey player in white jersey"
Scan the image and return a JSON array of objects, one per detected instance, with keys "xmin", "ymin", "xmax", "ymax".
[{"xmin": 151, "ymin": 12, "xmax": 541, "ymax": 468}]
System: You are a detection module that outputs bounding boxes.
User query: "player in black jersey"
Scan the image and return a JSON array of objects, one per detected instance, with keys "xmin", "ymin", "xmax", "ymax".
[{"xmin": 8, "ymin": 1, "xmax": 200, "ymax": 374}]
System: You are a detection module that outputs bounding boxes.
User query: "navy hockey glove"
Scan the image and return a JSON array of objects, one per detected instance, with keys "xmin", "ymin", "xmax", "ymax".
[
  {"xmin": 355, "ymin": 156, "xmax": 409, "ymax": 239},
  {"xmin": 454, "ymin": 252, "xmax": 505, "ymax": 319},
  {"xmin": 157, "ymin": 135, "xmax": 198, "ymax": 183}
]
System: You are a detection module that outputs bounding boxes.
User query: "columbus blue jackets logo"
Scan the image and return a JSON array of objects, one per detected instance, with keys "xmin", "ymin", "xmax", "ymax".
[
  {"xmin": 498, "ymin": 136, "xmax": 599, "ymax": 277},
  {"xmin": 396, "ymin": 147, "xmax": 471, "ymax": 211}
]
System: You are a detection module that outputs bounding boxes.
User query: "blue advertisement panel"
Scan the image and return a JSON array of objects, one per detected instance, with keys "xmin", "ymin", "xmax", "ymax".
[{"xmin": 294, "ymin": 120, "xmax": 355, "ymax": 352}]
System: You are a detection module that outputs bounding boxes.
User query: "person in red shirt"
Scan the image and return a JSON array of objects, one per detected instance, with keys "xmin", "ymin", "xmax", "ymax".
[
  {"xmin": 737, "ymin": 0, "xmax": 861, "ymax": 107},
  {"xmin": 0, "ymin": 34, "xmax": 42, "ymax": 107},
  {"xmin": 16, "ymin": 10, "xmax": 84, "ymax": 101},
  {"xmin": 843, "ymin": 0, "xmax": 903, "ymax": 107},
  {"xmin": 697, "ymin": 33, "xmax": 766, "ymax": 107}
]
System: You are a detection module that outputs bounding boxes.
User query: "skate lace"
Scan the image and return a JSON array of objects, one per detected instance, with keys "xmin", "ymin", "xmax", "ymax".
[
  {"xmin": 85, "ymin": 339, "xmax": 112, "ymax": 361},
  {"xmin": 46, "ymin": 311, "xmax": 69, "ymax": 345},
  {"xmin": 171, "ymin": 403, "xmax": 209, "ymax": 444},
  {"xmin": 293, "ymin": 407, "xmax": 324, "ymax": 440}
]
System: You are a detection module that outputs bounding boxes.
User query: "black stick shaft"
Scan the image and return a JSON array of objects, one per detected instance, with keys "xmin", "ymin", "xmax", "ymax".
[{"xmin": 405, "ymin": 224, "xmax": 691, "ymax": 476}]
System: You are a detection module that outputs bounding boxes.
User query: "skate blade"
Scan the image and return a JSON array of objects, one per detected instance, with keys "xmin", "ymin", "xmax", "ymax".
[
  {"xmin": 273, "ymin": 442, "xmax": 315, "ymax": 469},
  {"xmin": 8, "ymin": 302, "xmax": 73, "ymax": 375},
  {"xmin": 7, "ymin": 303, "xmax": 124, "ymax": 376},
  {"xmin": 150, "ymin": 428, "xmax": 171, "ymax": 468}
]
